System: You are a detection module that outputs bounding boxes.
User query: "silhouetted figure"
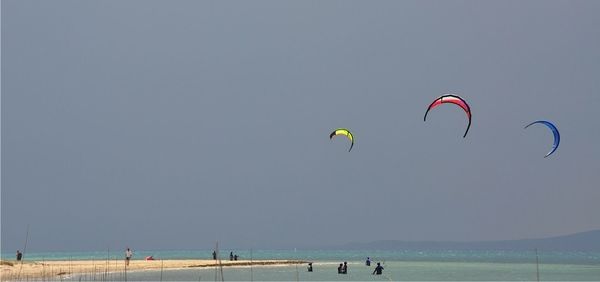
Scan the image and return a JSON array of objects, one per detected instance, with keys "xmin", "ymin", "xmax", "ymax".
[
  {"xmin": 337, "ymin": 263, "xmax": 343, "ymax": 274},
  {"xmin": 234, "ymin": 254, "xmax": 238, "ymax": 261},
  {"xmin": 342, "ymin": 261, "xmax": 347, "ymax": 274},
  {"xmin": 229, "ymin": 252, "xmax": 233, "ymax": 261},
  {"xmin": 16, "ymin": 250, "xmax": 22, "ymax": 261},
  {"xmin": 366, "ymin": 257, "xmax": 371, "ymax": 266},
  {"xmin": 307, "ymin": 262, "xmax": 313, "ymax": 272},
  {"xmin": 372, "ymin": 262, "xmax": 384, "ymax": 275},
  {"xmin": 212, "ymin": 250, "xmax": 217, "ymax": 260}
]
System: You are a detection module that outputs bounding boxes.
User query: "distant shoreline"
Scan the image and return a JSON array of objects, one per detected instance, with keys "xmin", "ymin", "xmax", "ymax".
[
  {"xmin": 0, "ymin": 259, "xmax": 306, "ymax": 281},
  {"xmin": 333, "ymin": 230, "xmax": 600, "ymax": 252}
]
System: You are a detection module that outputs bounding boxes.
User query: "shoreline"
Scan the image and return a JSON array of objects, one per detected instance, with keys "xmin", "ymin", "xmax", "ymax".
[{"xmin": 0, "ymin": 259, "xmax": 306, "ymax": 281}]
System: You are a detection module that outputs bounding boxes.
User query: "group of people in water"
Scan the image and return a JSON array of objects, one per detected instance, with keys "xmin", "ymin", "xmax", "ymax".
[
  {"xmin": 307, "ymin": 257, "xmax": 384, "ymax": 275},
  {"xmin": 229, "ymin": 251, "xmax": 239, "ymax": 261},
  {"xmin": 211, "ymin": 250, "xmax": 240, "ymax": 261},
  {"xmin": 337, "ymin": 261, "xmax": 348, "ymax": 274}
]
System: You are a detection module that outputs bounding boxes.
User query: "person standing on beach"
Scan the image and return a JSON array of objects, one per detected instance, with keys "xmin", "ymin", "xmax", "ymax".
[
  {"xmin": 229, "ymin": 251, "xmax": 233, "ymax": 261},
  {"xmin": 337, "ymin": 263, "xmax": 343, "ymax": 274},
  {"xmin": 16, "ymin": 250, "xmax": 22, "ymax": 261},
  {"xmin": 307, "ymin": 262, "xmax": 313, "ymax": 272},
  {"xmin": 125, "ymin": 248, "xmax": 133, "ymax": 266},
  {"xmin": 366, "ymin": 257, "xmax": 371, "ymax": 266},
  {"xmin": 372, "ymin": 262, "xmax": 384, "ymax": 275},
  {"xmin": 212, "ymin": 250, "xmax": 217, "ymax": 260},
  {"xmin": 342, "ymin": 261, "xmax": 348, "ymax": 274}
]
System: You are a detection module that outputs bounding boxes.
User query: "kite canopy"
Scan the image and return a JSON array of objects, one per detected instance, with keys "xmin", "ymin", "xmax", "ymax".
[
  {"xmin": 329, "ymin": 128, "xmax": 354, "ymax": 152},
  {"xmin": 525, "ymin": 120, "xmax": 560, "ymax": 158},
  {"xmin": 424, "ymin": 94, "xmax": 472, "ymax": 138}
]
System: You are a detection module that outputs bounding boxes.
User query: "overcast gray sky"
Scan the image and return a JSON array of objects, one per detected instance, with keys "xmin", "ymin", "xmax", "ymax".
[{"xmin": 2, "ymin": 0, "xmax": 600, "ymax": 252}]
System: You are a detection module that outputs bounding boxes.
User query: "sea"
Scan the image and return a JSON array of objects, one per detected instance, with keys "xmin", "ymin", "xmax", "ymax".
[{"xmin": 2, "ymin": 249, "xmax": 599, "ymax": 281}]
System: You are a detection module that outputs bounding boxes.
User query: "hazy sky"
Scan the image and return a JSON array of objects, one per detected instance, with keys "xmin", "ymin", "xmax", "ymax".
[{"xmin": 2, "ymin": 0, "xmax": 600, "ymax": 252}]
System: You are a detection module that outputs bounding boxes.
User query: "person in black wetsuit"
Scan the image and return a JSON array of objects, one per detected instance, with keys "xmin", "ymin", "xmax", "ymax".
[
  {"xmin": 372, "ymin": 262, "xmax": 384, "ymax": 275},
  {"xmin": 337, "ymin": 263, "xmax": 343, "ymax": 274},
  {"xmin": 342, "ymin": 261, "xmax": 347, "ymax": 274},
  {"xmin": 307, "ymin": 262, "xmax": 313, "ymax": 272},
  {"xmin": 366, "ymin": 257, "xmax": 371, "ymax": 266}
]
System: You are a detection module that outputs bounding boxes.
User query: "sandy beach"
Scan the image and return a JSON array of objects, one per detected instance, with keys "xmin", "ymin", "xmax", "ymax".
[{"xmin": 0, "ymin": 259, "xmax": 305, "ymax": 281}]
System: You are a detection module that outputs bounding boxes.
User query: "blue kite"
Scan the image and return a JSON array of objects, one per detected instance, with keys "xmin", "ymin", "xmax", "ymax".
[{"xmin": 525, "ymin": 120, "xmax": 560, "ymax": 158}]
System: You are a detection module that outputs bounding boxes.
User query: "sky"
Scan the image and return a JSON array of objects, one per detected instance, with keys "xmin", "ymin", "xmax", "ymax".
[{"xmin": 2, "ymin": 0, "xmax": 600, "ymax": 252}]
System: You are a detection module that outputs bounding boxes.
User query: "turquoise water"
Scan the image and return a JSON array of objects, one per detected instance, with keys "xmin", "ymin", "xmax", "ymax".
[
  {"xmin": 3, "ymin": 249, "xmax": 599, "ymax": 280},
  {"xmin": 103, "ymin": 262, "xmax": 600, "ymax": 281}
]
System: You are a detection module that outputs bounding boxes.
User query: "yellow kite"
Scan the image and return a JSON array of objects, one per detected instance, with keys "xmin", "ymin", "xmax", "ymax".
[{"xmin": 329, "ymin": 128, "xmax": 354, "ymax": 152}]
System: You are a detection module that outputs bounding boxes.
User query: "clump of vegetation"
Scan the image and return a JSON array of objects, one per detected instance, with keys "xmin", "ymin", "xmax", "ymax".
[{"xmin": 0, "ymin": 260, "xmax": 15, "ymax": 266}]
